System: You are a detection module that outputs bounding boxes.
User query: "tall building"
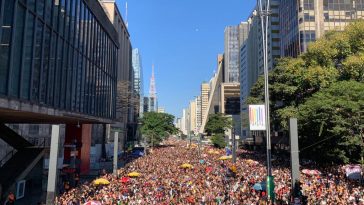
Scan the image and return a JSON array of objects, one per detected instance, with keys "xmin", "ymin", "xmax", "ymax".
[
  {"xmin": 143, "ymin": 97, "xmax": 149, "ymax": 113},
  {"xmin": 100, "ymin": 0, "xmax": 135, "ymax": 145},
  {"xmin": 0, "ymin": 0, "xmax": 120, "ymax": 201},
  {"xmin": 224, "ymin": 22, "xmax": 249, "ymax": 83},
  {"xmin": 149, "ymin": 65, "xmax": 157, "ymax": 112},
  {"xmin": 239, "ymin": 0, "xmax": 281, "ymax": 139},
  {"xmin": 157, "ymin": 107, "xmax": 165, "ymax": 113},
  {"xmin": 189, "ymin": 100, "xmax": 197, "ymax": 134},
  {"xmin": 280, "ymin": 0, "xmax": 364, "ymax": 57},
  {"xmin": 132, "ymin": 48, "xmax": 144, "ymax": 117},
  {"xmin": 196, "ymin": 96, "xmax": 202, "ymax": 132},
  {"xmin": 181, "ymin": 109, "xmax": 187, "ymax": 135},
  {"xmin": 201, "ymin": 83, "xmax": 210, "ymax": 125}
]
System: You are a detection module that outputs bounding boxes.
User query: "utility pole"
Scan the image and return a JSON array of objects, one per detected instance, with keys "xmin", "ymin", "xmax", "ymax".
[
  {"xmin": 232, "ymin": 127, "xmax": 236, "ymax": 163},
  {"xmin": 258, "ymin": 0, "xmax": 274, "ymax": 202}
]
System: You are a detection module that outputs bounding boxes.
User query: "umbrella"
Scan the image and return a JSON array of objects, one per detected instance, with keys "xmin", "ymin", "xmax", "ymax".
[
  {"xmin": 218, "ymin": 155, "xmax": 232, "ymax": 160},
  {"xmin": 253, "ymin": 182, "xmax": 266, "ymax": 191},
  {"xmin": 181, "ymin": 163, "xmax": 193, "ymax": 168},
  {"xmin": 302, "ymin": 169, "xmax": 321, "ymax": 175},
  {"xmin": 83, "ymin": 201, "xmax": 102, "ymax": 205},
  {"xmin": 128, "ymin": 171, "xmax": 141, "ymax": 177},
  {"xmin": 93, "ymin": 178, "xmax": 110, "ymax": 185},
  {"xmin": 120, "ymin": 176, "xmax": 130, "ymax": 183},
  {"xmin": 246, "ymin": 159, "xmax": 259, "ymax": 165}
]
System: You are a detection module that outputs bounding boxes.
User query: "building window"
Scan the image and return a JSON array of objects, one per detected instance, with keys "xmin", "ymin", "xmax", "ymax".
[
  {"xmin": 29, "ymin": 125, "xmax": 39, "ymax": 135},
  {"xmin": 0, "ymin": 0, "xmax": 15, "ymax": 95}
]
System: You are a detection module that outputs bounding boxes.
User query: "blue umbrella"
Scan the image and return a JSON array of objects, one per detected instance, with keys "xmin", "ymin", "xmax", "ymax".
[{"xmin": 253, "ymin": 182, "xmax": 266, "ymax": 191}]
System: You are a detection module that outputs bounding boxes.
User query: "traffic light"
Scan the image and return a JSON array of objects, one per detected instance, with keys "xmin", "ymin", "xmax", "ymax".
[{"xmin": 267, "ymin": 176, "xmax": 275, "ymax": 199}]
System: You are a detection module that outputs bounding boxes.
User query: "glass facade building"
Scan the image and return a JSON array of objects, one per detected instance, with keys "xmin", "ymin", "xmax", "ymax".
[
  {"xmin": 132, "ymin": 48, "xmax": 143, "ymax": 117},
  {"xmin": 280, "ymin": 0, "xmax": 364, "ymax": 57},
  {"xmin": 0, "ymin": 0, "xmax": 119, "ymax": 120}
]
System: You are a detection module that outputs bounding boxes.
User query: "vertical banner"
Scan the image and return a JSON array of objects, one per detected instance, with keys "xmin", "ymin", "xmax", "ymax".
[{"xmin": 249, "ymin": 105, "xmax": 266, "ymax": 130}]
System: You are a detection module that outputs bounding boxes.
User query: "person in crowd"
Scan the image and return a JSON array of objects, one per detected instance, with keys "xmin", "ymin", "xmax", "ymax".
[{"xmin": 55, "ymin": 138, "xmax": 364, "ymax": 205}]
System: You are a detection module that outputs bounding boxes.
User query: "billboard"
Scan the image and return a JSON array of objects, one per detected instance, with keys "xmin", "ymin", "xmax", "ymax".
[{"xmin": 249, "ymin": 105, "xmax": 266, "ymax": 130}]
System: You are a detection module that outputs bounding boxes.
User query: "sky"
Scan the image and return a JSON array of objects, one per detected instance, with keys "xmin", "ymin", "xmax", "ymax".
[{"xmin": 116, "ymin": 0, "xmax": 256, "ymax": 118}]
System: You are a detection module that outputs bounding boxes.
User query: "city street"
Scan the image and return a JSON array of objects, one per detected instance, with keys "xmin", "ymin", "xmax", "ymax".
[{"xmin": 56, "ymin": 138, "xmax": 363, "ymax": 204}]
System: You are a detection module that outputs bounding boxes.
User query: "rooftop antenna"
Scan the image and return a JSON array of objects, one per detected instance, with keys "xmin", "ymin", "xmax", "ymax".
[{"xmin": 126, "ymin": 1, "xmax": 128, "ymax": 28}]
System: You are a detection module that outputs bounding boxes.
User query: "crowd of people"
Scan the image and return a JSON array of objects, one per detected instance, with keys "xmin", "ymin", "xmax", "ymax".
[{"xmin": 55, "ymin": 138, "xmax": 364, "ymax": 205}]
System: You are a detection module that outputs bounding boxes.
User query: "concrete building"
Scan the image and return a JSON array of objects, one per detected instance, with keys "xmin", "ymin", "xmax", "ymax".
[
  {"xmin": 195, "ymin": 96, "xmax": 202, "ymax": 132},
  {"xmin": 181, "ymin": 109, "xmax": 187, "ymax": 135},
  {"xmin": 189, "ymin": 100, "xmax": 197, "ymax": 134},
  {"xmin": 201, "ymin": 83, "xmax": 210, "ymax": 126},
  {"xmin": 100, "ymin": 0, "xmax": 137, "ymax": 150},
  {"xmin": 280, "ymin": 0, "xmax": 364, "ymax": 57},
  {"xmin": 239, "ymin": 0, "xmax": 281, "ymax": 140},
  {"xmin": 0, "ymin": 0, "xmax": 120, "ymax": 203}
]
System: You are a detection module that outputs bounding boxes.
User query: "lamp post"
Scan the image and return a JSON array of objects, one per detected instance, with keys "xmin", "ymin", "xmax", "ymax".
[{"xmin": 258, "ymin": 0, "xmax": 274, "ymax": 201}]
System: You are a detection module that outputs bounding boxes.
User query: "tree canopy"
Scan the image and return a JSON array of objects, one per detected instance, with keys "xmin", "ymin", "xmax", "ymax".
[
  {"xmin": 247, "ymin": 21, "xmax": 364, "ymax": 163},
  {"xmin": 140, "ymin": 112, "xmax": 178, "ymax": 147},
  {"xmin": 205, "ymin": 113, "xmax": 232, "ymax": 148}
]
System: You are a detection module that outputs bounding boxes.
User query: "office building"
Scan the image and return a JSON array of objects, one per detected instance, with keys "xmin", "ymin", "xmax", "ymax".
[
  {"xmin": 132, "ymin": 48, "xmax": 144, "ymax": 118},
  {"xmin": 189, "ymin": 100, "xmax": 197, "ymax": 134},
  {"xmin": 201, "ymin": 83, "xmax": 210, "ymax": 125},
  {"xmin": 0, "ymin": 0, "xmax": 121, "ymax": 201},
  {"xmin": 280, "ymin": 0, "xmax": 364, "ymax": 57},
  {"xmin": 181, "ymin": 109, "xmax": 187, "ymax": 135},
  {"xmin": 196, "ymin": 96, "xmax": 202, "ymax": 132},
  {"xmin": 100, "ymin": 0, "xmax": 136, "ymax": 146},
  {"xmin": 239, "ymin": 0, "xmax": 280, "ymax": 139},
  {"xmin": 224, "ymin": 22, "xmax": 249, "ymax": 83}
]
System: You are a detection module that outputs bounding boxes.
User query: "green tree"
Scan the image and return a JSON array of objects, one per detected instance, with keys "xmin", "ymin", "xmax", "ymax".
[
  {"xmin": 140, "ymin": 112, "xmax": 178, "ymax": 147},
  {"xmin": 205, "ymin": 113, "xmax": 232, "ymax": 148},
  {"xmin": 246, "ymin": 21, "xmax": 364, "ymax": 163},
  {"xmin": 298, "ymin": 81, "xmax": 364, "ymax": 163}
]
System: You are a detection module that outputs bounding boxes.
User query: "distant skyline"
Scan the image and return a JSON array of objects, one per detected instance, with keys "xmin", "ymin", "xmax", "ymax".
[{"xmin": 116, "ymin": 0, "xmax": 256, "ymax": 117}]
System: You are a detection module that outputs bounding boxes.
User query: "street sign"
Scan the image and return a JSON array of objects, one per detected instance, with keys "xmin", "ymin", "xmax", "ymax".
[{"xmin": 249, "ymin": 105, "xmax": 266, "ymax": 130}]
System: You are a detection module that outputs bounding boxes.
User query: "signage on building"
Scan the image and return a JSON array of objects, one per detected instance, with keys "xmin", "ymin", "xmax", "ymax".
[{"xmin": 249, "ymin": 105, "xmax": 266, "ymax": 130}]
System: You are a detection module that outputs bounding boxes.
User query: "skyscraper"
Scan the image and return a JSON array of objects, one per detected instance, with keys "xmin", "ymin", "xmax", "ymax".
[
  {"xmin": 149, "ymin": 65, "xmax": 157, "ymax": 112},
  {"xmin": 196, "ymin": 96, "xmax": 202, "ymax": 132},
  {"xmin": 132, "ymin": 48, "xmax": 144, "ymax": 117},
  {"xmin": 189, "ymin": 100, "xmax": 197, "ymax": 134},
  {"xmin": 224, "ymin": 22, "xmax": 249, "ymax": 83},
  {"xmin": 280, "ymin": 0, "xmax": 364, "ymax": 57},
  {"xmin": 201, "ymin": 83, "xmax": 210, "ymax": 125}
]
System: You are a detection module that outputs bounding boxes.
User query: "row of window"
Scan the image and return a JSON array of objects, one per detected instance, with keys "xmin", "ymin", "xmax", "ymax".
[{"xmin": 0, "ymin": 0, "xmax": 119, "ymax": 119}]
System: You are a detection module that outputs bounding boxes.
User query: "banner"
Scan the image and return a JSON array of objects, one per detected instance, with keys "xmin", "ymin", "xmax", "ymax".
[
  {"xmin": 249, "ymin": 105, "xmax": 266, "ymax": 130},
  {"xmin": 344, "ymin": 165, "xmax": 361, "ymax": 180}
]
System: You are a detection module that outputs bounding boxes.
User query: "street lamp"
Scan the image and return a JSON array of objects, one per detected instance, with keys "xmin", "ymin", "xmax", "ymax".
[{"xmin": 258, "ymin": 0, "xmax": 274, "ymax": 201}]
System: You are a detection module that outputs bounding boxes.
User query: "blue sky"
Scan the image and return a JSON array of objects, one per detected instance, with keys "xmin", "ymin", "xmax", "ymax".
[{"xmin": 116, "ymin": 0, "xmax": 256, "ymax": 118}]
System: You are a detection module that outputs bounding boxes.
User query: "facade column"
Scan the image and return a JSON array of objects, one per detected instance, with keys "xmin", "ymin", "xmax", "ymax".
[
  {"xmin": 113, "ymin": 132, "xmax": 119, "ymax": 176},
  {"xmin": 46, "ymin": 125, "xmax": 60, "ymax": 205}
]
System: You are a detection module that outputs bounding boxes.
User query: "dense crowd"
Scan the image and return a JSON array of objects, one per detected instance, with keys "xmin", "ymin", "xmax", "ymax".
[{"xmin": 55, "ymin": 138, "xmax": 364, "ymax": 205}]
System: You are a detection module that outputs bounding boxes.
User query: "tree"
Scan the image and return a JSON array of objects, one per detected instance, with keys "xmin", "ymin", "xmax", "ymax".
[
  {"xmin": 140, "ymin": 112, "xmax": 178, "ymax": 147},
  {"xmin": 298, "ymin": 81, "xmax": 364, "ymax": 163},
  {"xmin": 205, "ymin": 113, "xmax": 232, "ymax": 148},
  {"xmin": 246, "ymin": 20, "xmax": 364, "ymax": 163}
]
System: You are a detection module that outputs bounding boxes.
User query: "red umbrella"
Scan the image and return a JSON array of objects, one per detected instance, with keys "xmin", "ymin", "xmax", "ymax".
[
  {"xmin": 83, "ymin": 201, "xmax": 102, "ymax": 205},
  {"xmin": 206, "ymin": 166, "xmax": 213, "ymax": 173},
  {"xmin": 121, "ymin": 176, "xmax": 130, "ymax": 183}
]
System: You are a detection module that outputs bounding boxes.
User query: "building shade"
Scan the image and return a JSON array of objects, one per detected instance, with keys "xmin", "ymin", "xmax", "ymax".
[{"xmin": 0, "ymin": 0, "xmax": 118, "ymax": 120}]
